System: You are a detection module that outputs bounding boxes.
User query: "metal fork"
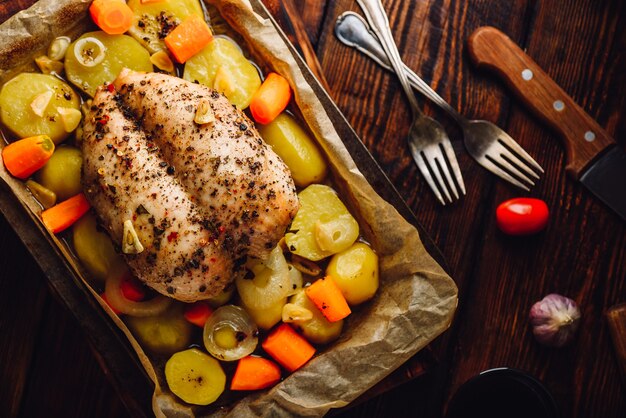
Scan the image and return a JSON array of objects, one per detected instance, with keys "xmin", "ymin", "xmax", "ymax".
[
  {"xmin": 335, "ymin": 11, "xmax": 544, "ymax": 190},
  {"xmin": 355, "ymin": 0, "xmax": 465, "ymax": 205}
]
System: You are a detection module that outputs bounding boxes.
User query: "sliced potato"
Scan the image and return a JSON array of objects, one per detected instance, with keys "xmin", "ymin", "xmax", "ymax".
[
  {"xmin": 240, "ymin": 297, "xmax": 286, "ymax": 330},
  {"xmin": 37, "ymin": 145, "xmax": 83, "ymax": 201},
  {"xmin": 72, "ymin": 213, "xmax": 126, "ymax": 281},
  {"xmin": 184, "ymin": 37, "xmax": 261, "ymax": 109},
  {"xmin": 165, "ymin": 348, "xmax": 226, "ymax": 405},
  {"xmin": 65, "ymin": 31, "xmax": 153, "ymax": 96},
  {"xmin": 326, "ymin": 242, "xmax": 379, "ymax": 305},
  {"xmin": 127, "ymin": 0, "xmax": 204, "ymax": 53},
  {"xmin": 285, "ymin": 184, "xmax": 359, "ymax": 261},
  {"xmin": 0, "ymin": 73, "xmax": 80, "ymax": 144},
  {"xmin": 125, "ymin": 303, "xmax": 193, "ymax": 355},
  {"xmin": 289, "ymin": 289, "xmax": 342, "ymax": 345},
  {"xmin": 258, "ymin": 113, "xmax": 327, "ymax": 187}
]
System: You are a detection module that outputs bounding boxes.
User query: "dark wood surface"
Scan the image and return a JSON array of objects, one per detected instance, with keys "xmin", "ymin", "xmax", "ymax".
[{"xmin": 1, "ymin": 0, "xmax": 625, "ymax": 417}]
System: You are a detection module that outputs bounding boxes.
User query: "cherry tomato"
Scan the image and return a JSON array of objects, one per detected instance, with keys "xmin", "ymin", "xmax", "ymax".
[{"xmin": 496, "ymin": 198, "xmax": 549, "ymax": 235}]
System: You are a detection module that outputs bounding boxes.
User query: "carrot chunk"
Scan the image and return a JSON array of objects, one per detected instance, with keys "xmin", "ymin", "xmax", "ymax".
[
  {"xmin": 183, "ymin": 301, "xmax": 213, "ymax": 328},
  {"xmin": 2, "ymin": 135, "xmax": 55, "ymax": 179},
  {"xmin": 230, "ymin": 356, "xmax": 282, "ymax": 390},
  {"xmin": 89, "ymin": 0, "xmax": 134, "ymax": 35},
  {"xmin": 249, "ymin": 73, "xmax": 291, "ymax": 124},
  {"xmin": 304, "ymin": 276, "xmax": 351, "ymax": 322},
  {"xmin": 262, "ymin": 323, "xmax": 315, "ymax": 372},
  {"xmin": 41, "ymin": 193, "xmax": 90, "ymax": 233},
  {"xmin": 165, "ymin": 15, "xmax": 213, "ymax": 64}
]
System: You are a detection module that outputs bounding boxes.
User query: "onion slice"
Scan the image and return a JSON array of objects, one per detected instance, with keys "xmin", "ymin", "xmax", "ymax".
[
  {"xmin": 105, "ymin": 271, "xmax": 172, "ymax": 317},
  {"xmin": 236, "ymin": 246, "xmax": 291, "ymax": 310},
  {"xmin": 203, "ymin": 305, "xmax": 258, "ymax": 361},
  {"xmin": 74, "ymin": 37, "xmax": 106, "ymax": 67}
]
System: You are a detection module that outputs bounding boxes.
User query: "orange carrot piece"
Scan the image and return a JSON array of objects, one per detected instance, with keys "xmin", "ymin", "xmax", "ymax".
[
  {"xmin": 164, "ymin": 15, "xmax": 213, "ymax": 63},
  {"xmin": 304, "ymin": 276, "xmax": 351, "ymax": 322},
  {"xmin": 262, "ymin": 323, "xmax": 315, "ymax": 372},
  {"xmin": 41, "ymin": 193, "xmax": 90, "ymax": 233},
  {"xmin": 249, "ymin": 73, "xmax": 291, "ymax": 124},
  {"xmin": 2, "ymin": 135, "xmax": 55, "ymax": 179},
  {"xmin": 231, "ymin": 356, "xmax": 282, "ymax": 391},
  {"xmin": 90, "ymin": 0, "xmax": 134, "ymax": 35},
  {"xmin": 184, "ymin": 301, "xmax": 213, "ymax": 327}
]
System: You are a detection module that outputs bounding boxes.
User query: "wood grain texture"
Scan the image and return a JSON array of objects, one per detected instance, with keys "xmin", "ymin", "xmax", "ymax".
[
  {"xmin": 467, "ymin": 26, "xmax": 614, "ymax": 177},
  {"xmin": 0, "ymin": 0, "xmax": 625, "ymax": 418}
]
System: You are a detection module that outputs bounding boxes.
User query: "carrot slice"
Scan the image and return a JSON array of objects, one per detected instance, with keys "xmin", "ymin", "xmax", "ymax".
[
  {"xmin": 2, "ymin": 135, "xmax": 55, "ymax": 179},
  {"xmin": 41, "ymin": 193, "xmax": 90, "ymax": 233},
  {"xmin": 231, "ymin": 356, "xmax": 282, "ymax": 390},
  {"xmin": 249, "ymin": 73, "xmax": 291, "ymax": 124},
  {"xmin": 262, "ymin": 323, "xmax": 315, "ymax": 372},
  {"xmin": 89, "ymin": 0, "xmax": 134, "ymax": 35},
  {"xmin": 304, "ymin": 276, "xmax": 351, "ymax": 322},
  {"xmin": 164, "ymin": 15, "xmax": 213, "ymax": 64},
  {"xmin": 184, "ymin": 301, "xmax": 213, "ymax": 327}
]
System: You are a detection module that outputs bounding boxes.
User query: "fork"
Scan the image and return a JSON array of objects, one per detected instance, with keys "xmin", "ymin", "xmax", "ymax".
[
  {"xmin": 335, "ymin": 11, "xmax": 544, "ymax": 190},
  {"xmin": 355, "ymin": 0, "xmax": 465, "ymax": 205}
]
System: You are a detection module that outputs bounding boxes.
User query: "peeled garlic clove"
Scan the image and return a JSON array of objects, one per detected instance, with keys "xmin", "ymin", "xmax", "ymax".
[
  {"xmin": 30, "ymin": 90, "xmax": 53, "ymax": 117},
  {"xmin": 57, "ymin": 107, "xmax": 82, "ymax": 132},
  {"xmin": 35, "ymin": 56, "xmax": 64, "ymax": 75},
  {"xmin": 123, "ymin": 220, "xmax": 144, "ymax": 254},
  {"xmin": 529, "ymin": 293, "xmax": 581, "ymax": 347},
  {"xmin": 150, "ymin": 50, "xmax": 175, "ymax": 73},
  {"xmin": 282, "ymin": 303, "xmax": 313, "ymax": 323},
  {"xmin": 194, "ymin": 99, "xmax": 215, "ymax": 125},
  {"xmin": 48, "ymin": 36, "xmax": 71, "ymax": 61}
]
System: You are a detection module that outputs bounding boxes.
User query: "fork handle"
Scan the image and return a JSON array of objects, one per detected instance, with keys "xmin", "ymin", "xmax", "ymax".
[{"xmin": 467, "ymin": 26, "xmax": 614, "ymax": 179}]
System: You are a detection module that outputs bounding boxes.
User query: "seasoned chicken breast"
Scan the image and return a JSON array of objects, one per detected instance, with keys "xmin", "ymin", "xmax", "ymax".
[
  {"xmin": 82, "ymin": 72, "xmax": 298, "ymax": 301},
  {"xmin": 113, "ymin": 70, "xmax": 298, "ymax": 260}
]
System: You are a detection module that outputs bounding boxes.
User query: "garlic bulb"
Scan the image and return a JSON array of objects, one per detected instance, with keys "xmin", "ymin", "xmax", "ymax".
[{"xmin": 529, "ymin": 294, "xmax": 581, "ymax": 347}]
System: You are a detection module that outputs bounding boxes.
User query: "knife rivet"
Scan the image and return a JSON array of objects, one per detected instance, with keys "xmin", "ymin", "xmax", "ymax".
[
  {"xmin": 553, "ymin": 100, "xmax": 565, "ymax": 111},
  {"xmin": 522, "ymin": 69, "xmax": 533, "ymax": 80},
  {"xmin": 584, "ymin": 131, "xmax": 596, "ymax": 142}
]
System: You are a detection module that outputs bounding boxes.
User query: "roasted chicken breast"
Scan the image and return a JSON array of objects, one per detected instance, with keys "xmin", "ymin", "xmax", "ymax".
[{"xmin": 82, "ymin": 72, "xmax": 298, "ymax": 302}]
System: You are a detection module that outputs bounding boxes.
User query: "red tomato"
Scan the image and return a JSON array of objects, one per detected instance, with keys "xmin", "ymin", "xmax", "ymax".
[{"xmin": 496, "ymin": 198, "xmax": 549, "ymax": 235}]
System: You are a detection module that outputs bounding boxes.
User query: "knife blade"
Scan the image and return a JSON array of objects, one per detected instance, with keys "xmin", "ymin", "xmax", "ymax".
[{"xmin": 467, "ymin": 26, "xmax": 626, "ymax": 220}]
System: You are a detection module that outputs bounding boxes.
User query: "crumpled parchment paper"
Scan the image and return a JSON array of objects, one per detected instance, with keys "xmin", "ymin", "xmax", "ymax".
[{"xmin": 0, "ymin": 1, "xmax": 458, "ymax": 417}]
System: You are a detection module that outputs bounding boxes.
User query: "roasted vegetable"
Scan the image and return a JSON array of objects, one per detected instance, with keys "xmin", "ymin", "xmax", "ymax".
[
  {"xmin": 183, "ymin": 37, "xmax": 261, "ymax": 109},
  {"xmin": 165, "ymin": 348, "xmax": 226, "ymax": 405},
  {"xmin": 285, "ymin": 184, "xmax": 359, "ymax": 261},
  {"xmin": 258, "ymin": 113, "xmax": 327, "ymax": 187},
  {"xmin": 65, "ymin": 31, "xmax": 153, "ymax": 96},
  {"xmin": 72, "ymin": 213, "xmax": 125, "ymax": 281},
  {"xmin": 37, "ymin": 145, "xmax": 82, "ymax": 201},
  {"xmin": 125, "ymin": 303, "xmax": 193, "ymax": 355},
  {"xmin": 326, "ymin": 242, "xmax": 379, "ymax": 305},
  {"xmin": 240, "ymin": 297, "xmax": 286, "ymax": 330},
  {"xmin": 0, "ymin": 73, "xmax": 80, "ymax": 144},
  {"xmin": 288, "ymin": 289, "xmax": 343, "ymax": 345},
  {"xmin": 127, "ymin": 0, "xmax": 204, "ymax": 53}
]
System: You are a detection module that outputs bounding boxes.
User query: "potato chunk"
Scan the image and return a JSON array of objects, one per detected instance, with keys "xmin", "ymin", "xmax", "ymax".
[
  {"xmin": 125, "ymin": 304, "xmax": 193, "ymax": 355},
  {"xmin": 0, "ymin": 73, "xmax": 80, "ymax": 144},
  {"xmin": 326, "ymin": 242, "xmax": 379, "ymax": 305},
  {"xmin": 184, "ymin": 37, "xmax": 261, "ymax": 109},
  {"xmin": 37, "ymin": 145, "xmax": 83, "ymax": 201},
  {"xmin": 258, "ymin": 113, "xmax": 327, "ymax": 187},
  {"xmin": 127, "ymin": 0, "xmax": 204, "ymax": 54},
  {"xmin": 65, "ymin": 31, "xmax": 153, "ymax": 96},
  {"xmin": 288, "ymin": 289, "xmax": 342, "ymax": 345},
  {"xmin": 285, "ymin": 184, "xmax": 359, "ymax": 261},
  {"xmin": 72, "ymin": 213, "xmax": 125, "ymax": 281}
]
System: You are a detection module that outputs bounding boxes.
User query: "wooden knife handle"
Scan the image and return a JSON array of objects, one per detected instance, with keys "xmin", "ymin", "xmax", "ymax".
[{"xmin": 467, "ymin": 26, "xmax": 614, "ymax": 178}]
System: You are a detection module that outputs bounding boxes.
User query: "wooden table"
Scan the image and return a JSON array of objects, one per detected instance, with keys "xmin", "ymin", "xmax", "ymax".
[{"xmin": 1, "ymin": 0, "xmax": 625, "ymax": 417}]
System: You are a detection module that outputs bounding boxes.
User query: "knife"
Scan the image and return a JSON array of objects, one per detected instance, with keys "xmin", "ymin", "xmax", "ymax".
[{"xmin": 467, "ymin": 26, "xmax": 626, "ymax": 220}]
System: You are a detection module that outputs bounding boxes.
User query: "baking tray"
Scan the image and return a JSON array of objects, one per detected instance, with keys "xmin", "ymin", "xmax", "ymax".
[{"xmin": 0, "ymin": 0, "xmax": 449, "ymax": 415}]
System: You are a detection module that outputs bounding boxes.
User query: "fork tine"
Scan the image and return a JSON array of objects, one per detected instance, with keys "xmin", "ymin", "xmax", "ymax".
[
  {"xmin": 429, "ymin": 155, "xmax": 453, "ymax": 203},
  {"xmin": 493, "ymin": 143, "xmax": 539, "ymax": 184},
  {"xmin": 409, "ymin": 143, "xmax": 446, "ymax": 205},
  {"xmin": 480, "ymin": 156, "xmax": 531, "ymax": 191},
  {"xmin": 440, "ymin": 140, "xmax": 466, "ymax": 196},
  {"xmin": 497, "ymin": 132, "xmax": 544, "ymax": 174}
]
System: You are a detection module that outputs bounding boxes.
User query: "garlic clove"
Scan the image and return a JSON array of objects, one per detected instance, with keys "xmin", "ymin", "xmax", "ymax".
[
  {"xmin": 30, "ymin": 90, "xmax": 54, "ymax": 117},
  {"xmin": 123, "ymin": 220, "xmax": 144, "ymax": 254},
  {"xmin": 282, "ymin": 303, "xmax": 313, "ymax": 323},
  {"xmin": 529, "ymin": 293, "xmax": 581, "ymax": 347},
  {"xmin": 57, "ymin": 107, "xmax": 82, "ymax": 132},
  {"xmin": 150, "ymin": 50, "xmax": 175, "ymax": 73},
  {"xmin": 194, "ymin": 98, "xmax": 215, "ymax": 125}
]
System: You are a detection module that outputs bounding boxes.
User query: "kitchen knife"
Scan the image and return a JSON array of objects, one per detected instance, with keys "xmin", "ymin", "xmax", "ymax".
[{"xmin": 467, "ymin": 26, "xmax": 626, "ymax": 220}]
